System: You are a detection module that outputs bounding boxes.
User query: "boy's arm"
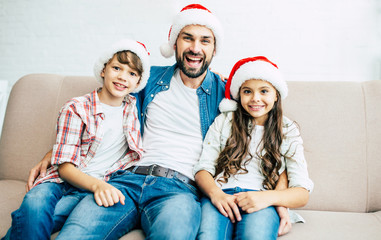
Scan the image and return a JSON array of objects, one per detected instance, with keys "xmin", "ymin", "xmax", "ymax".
[{"xmin": 58, "ymin": 163, "xmax": 125, "ymax": 207}]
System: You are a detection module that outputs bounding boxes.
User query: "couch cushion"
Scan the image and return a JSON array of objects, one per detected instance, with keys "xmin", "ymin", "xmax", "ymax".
[
  {"xmin": 281, "ymin": 210, "xmax": 381, "ymax": 240},
  {"xmin": 0, "ymin": 180, "xmax": 26, "ymax": 237},
  {"xmin": 284, "ymin": 82, "xmax": 368, "ymax": 212}
]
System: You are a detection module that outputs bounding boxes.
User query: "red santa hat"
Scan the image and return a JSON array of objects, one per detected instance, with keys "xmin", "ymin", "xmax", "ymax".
[
  {"xmin": 94, "ymin": 38, "xmax": 150, "ymax": 93},
  {"xmin": 219, "ymin": 56, "xmax": 288, "ymax": 112},
  {"xmin": 160, "ymin": 4, "xmax": 223, "ymax": 58}
]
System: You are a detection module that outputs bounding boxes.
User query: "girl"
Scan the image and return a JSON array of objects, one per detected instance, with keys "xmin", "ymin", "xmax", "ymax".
[{"xmin": 194, "ymin": 56, "xmax": 313, "ymax": 240}]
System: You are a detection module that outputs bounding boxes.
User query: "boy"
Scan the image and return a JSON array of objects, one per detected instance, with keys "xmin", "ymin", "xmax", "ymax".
[{"xmin": 3, "ymin": 39, "xmax": 150, "ymax": 240}]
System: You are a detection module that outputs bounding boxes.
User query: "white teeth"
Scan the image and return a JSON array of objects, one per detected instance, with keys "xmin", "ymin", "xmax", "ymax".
[
  {"xmin": 187, "ymin": 56, "xmax": 202, "ymax": 61},
  {"xmin": 250, "ymin": 106, "xmax": 263, "ymax": 110},
  {"xmin": 114, "ymin": 83, "xmax": 126, "ymax": 88}
]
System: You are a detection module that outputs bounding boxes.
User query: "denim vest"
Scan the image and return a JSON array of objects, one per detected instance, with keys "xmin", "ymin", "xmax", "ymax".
[{"xmin": 133, "ymin": 64, "xmax": 226, "ymax": 139}]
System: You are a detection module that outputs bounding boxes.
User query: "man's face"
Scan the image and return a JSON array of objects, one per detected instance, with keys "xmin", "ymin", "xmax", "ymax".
[{"xmin": 175, "ymin": 25, "xmax": 216, "ymax": 79}]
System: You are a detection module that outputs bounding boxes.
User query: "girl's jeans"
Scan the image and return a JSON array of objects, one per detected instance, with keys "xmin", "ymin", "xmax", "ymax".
[
  {"xmin": 2, "ymin": 182, "xmax": 90, "ymax": 240},
  {"xmin": 197, "ymin": 187, "xmax": 280, "ymax": 240}
]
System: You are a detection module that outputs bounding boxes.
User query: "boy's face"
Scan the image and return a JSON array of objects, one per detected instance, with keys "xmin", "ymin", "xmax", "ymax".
[
  {"xmin": 175, "ymin": 24, "xmax": 216, "ymax": 79},
  {"xmin": 99, "ymin": 55, "xmax": 141, "ymax": 106}
]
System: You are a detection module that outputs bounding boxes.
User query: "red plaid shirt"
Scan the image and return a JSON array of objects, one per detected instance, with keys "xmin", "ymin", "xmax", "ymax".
[{"xmin": 33, "ymin": 89, "xmax": 143, "ymax": 187}]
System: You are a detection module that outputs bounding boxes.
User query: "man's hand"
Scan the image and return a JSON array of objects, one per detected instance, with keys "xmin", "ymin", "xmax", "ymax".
[
  {"xmin": 26, "ymin": 151, "xmax": 52, "ymax": 192},
  {"xmin": 209, "ymin": 68, "xmax": 227, "ymax": 82},
  {"xmin": 276, "ymin": 206, "xmax": 292, "ymax": 236}
]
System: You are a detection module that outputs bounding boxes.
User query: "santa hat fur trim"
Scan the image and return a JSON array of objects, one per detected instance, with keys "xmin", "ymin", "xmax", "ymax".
[
  {"xmin": 160, "ymin": 4, "xmax": 223, "ymax": 58},
  {"xmin": 94, "ymin": 38, "xmax": 150, "ymax": 93},
  {"xmin": 219, "ymin": 56, "xmax": 288, "ymax": 112}
]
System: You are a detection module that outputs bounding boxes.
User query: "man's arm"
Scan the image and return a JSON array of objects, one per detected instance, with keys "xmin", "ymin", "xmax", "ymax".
[
  {"xmin": 274, "ymin": 171, "xmax": 292, "ymax": 236},
  {"xmin": 26, "ymin": 149, "xmax": 52, "ymax": 192}
]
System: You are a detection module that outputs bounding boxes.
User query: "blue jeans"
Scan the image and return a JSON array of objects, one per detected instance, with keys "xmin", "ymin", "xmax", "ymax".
[
  {"xmin": 197, "ymin": 187, "xmax": 280, "ymax": 240},
  {"xmin": 56, "ymin": 170, "xmax": 201, "ymax": 240},
  {"xmin": 2, "ymin": 182, "xmax": 90, "ymax": 240}
]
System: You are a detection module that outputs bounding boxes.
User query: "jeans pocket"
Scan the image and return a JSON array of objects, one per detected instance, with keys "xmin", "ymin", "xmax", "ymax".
[
  {"xmin": 110, "ymin": 170, "xmax": 130, "ymax": 179},
  {"xmin": 173, "ymin": 176, "xmax": 200, "ymax": 197}
]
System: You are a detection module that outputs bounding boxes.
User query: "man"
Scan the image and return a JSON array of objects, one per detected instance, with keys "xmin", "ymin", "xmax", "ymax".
[{"xmin": 27, "ymin": 4, "xmax": 291, "ymax": 239}]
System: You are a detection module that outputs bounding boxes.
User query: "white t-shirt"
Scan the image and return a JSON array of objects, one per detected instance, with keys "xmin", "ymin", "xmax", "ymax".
[
  {"xmin": 139, "ymin": 70, "xmax": 203, "ymax": 180},
  {"xmin": 82, "ymin": 102, "xmax": 128, "ymax": 179}
]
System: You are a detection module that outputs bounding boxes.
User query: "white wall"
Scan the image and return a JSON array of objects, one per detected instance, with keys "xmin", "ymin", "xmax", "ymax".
[
  {"xmin": 0, "ymin": 0, "xmax": 380, "ymax": 138},
  {"xmin": 0, "ymin": 0, "xmax": 380, "ymax": 87}
]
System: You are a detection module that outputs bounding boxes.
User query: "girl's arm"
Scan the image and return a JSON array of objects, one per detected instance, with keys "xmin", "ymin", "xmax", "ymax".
[
  {"xmin": 235, "ymin": 186, "xmax": 309, "ymax": 213},
  {"xmin": 195, "ymin": 170, "xmax": 241, "ymax": 223},
  {"xmin": 58, "ymin": 162, "xmax": 125, "ymax": 207}
]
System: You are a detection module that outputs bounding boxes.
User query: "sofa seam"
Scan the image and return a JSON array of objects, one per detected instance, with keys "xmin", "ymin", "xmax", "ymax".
[
  {"xmin": 361, "ymin": 82, "xmax": 370, "ymax": 213},
  {"xmin": 50, "ymin": 75, "xmax": 65, "ymax": 143}
]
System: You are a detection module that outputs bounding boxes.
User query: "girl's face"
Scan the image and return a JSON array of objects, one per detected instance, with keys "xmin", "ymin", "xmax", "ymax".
[
  {"xmin": 239, "ymin": 79, "xmax": 278, "ymax": 125},
  {"xmin": 99, "ymin": 55, "xmax": 141, "ymax": 106}
]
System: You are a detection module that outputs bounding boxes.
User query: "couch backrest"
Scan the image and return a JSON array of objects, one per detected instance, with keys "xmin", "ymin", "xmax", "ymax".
[
  {"xmin": 0, "ymin": 74, "xmax": 100, "ymax": 182},
  {"xmin": 284, "ymin": 81, "xmax": 381, "ymax": 213},
  {"xmin": 0, "ymin": 74, "xmax": 380, "ymax": 213}
]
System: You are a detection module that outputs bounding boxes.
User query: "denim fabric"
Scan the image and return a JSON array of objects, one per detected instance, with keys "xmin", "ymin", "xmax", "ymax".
[
  {"xmin": 197, "ymin": 187, "xmax": 280, "ymax": 240},
  {"xmin": 133, "ymin": 64, "xmax": 226, "ymax": 139},
  {"xmin": 56, "ymin": 170, "xmax": 202, "ymax": 240},
  {"xmin": 2, "ymin": 182, "xmax": 90, "ymax": 240}
]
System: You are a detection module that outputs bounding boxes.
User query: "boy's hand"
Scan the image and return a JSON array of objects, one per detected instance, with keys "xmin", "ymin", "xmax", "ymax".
[
  {"xmin": 210, "ymin": 191, "xmax": 241, "ymax": 223},
  {"xmin": 93, "ymin": 181, "xmax": 125, "ymax": 207},
  {"xmin": 235, "ymin": 191, "xmax": 272, "ymax": 213}
]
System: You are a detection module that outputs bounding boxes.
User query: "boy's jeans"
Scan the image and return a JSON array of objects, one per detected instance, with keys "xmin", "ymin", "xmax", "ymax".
[
  {"xmin": 56, "ymin": 170, "xmax": 202, "ymax": 240},
  {"xmin": 197, "ymin": 187, "xmax": 280, "ymax": 240},
  {"xmin": 2, "ymin": 182, "xmax": 90, "ymax": 240}
]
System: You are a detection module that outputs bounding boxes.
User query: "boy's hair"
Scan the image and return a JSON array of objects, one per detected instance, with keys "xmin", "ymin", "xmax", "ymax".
[
  {"xmin": 215, "ymin": 90, "xmax": 283, "ymax": 190},
  {"xmin": 94, "ymin": 38, "xmax": 150, "ymax": 93},
  {"xmin": 105, "ymin": 50, "xmax": 143, "ymax": 80}
]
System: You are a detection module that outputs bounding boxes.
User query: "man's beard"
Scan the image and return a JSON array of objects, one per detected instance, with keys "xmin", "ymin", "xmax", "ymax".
[{"xmin": 176, "ymin": 51, "xmax": 211, "ymax": 79}]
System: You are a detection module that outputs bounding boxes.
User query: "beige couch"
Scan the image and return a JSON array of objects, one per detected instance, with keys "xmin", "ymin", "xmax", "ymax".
[{"xmin": 1, "ymin": 74, "xmax": 381, "ymax": 239}]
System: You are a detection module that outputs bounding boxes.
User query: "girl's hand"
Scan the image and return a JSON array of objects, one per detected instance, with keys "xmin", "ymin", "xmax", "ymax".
[
  {"xmin": 210, "ymin": 191, "xmax": 241, "ymax": 223},
  {"xmin": 92, "ymin": 181, "xmax": 125, "ymax": 207},
  {"xmin": 235, "ymin": 191, "xmax": 272, "ymax": 213}
]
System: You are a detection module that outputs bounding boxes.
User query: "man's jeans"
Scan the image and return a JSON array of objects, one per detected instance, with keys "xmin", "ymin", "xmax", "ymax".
[
  {"xmin": 197, "ymin": 187, "xmax": 280, "ymax": 240},
  {"xmin": 2, "ymin": 182, "xmax": 90, "ymax": 240},
  {"xmin": 57, "ymin": 170, "xmax": 202, "ymax": 240}
]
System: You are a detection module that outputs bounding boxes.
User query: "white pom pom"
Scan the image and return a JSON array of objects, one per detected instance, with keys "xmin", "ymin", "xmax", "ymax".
[
  {"xmin": 160, "ymin": 43, "xmax": 174, "ymax": 58},
  {"xmin": 219, "ymin": 98, "xmax": 237, "ymax": 112}
]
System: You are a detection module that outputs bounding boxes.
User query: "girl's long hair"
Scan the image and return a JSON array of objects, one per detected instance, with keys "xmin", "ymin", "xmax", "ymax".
[{"xmin": 215, "ymin": 90, "xmax": 283, "ymax": 190}]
